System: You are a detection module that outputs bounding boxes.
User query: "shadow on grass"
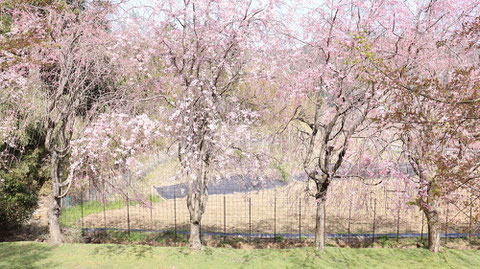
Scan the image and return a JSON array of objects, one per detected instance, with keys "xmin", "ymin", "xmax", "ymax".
[
  {"xmin": 92, "ymin": 243, "xmax": 154, "ymax": 259},
  {"xmin": 0, "ymin": 243, "xmax": 58, "ymax": 269},
  {"xmin": 284, "ymin": 248, "xmax": 325, "ymax": 269}
]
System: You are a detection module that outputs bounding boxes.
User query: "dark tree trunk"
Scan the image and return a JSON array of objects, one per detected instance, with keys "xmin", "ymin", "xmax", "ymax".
[
  {"xmin": 314, "ymin": 199, "xmax": 326, "ymax": 250},
  {"xmin": 49, "ymin": 194, "xmax": 62, "ymax": 244},
  {"xmin": 49, "ymin": 153, "xmax": 63, "ymax": 244},
  {"xmin": 421, "ymin": 180, "xmax": 442, "ymax": 253},
  {"xmin": 188, "ymin": 195, "xmax": 204, "ymax": 250}
]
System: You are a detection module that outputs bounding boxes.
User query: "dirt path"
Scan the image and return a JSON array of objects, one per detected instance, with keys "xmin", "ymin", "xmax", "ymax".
[{"xmin": 30, "ymin": 195, "xmax": 50, "ymax": 228}]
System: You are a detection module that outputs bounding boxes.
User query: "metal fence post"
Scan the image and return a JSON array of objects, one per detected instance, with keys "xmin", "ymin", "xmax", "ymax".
[
  {"xmin": 469, "ymin": 198, "xmax": 473, "ymax": 241},
  {"xmin": 174, "ymin": 188, "xmax": 177, "ymax": 239},
  {"xmin": 372, "ymin": 198, "xmax": 377, "ymax": 244},
  {"xmin": 81, "ymin": 192, "xmax": 84, "ymax": 234},
  {"xmin": 150, "ymin": 188, "xmax": 153, "ymax": 231},
  {"xmin": 249, "ymin": 197, "xmax": 252, "ymax": 241},
  {"xmin": 384, "ymin": 187, "xmax": 388, "ymax": 214},
  {"xmin": 103, "ymin": 180, "xmax": 107, "ymax": 231},
  {"xmin": 396, "ymin": 208, "xmax": 400, "ymax": 242},
  {"xmin": 348, "ymin": 200, "xmax": 352, "ymax": 238},
  {"xmin": 445, "ymin": 204, "xmax": 449, "ymax": 244},
  {"xmin": 421, "ymin": 212, "xmax": 424, "ymax": 241},
  {"xmin": 324, "ymin": 199, "xmax": 326, "ymax": 247},
  {"xmin": 274, "ymin": 193, "xmax": 277, "ymax": 240},
  {"xmin": 223, "ymin": 195, "xmax": 226, "ymax": 241},
  {"xmin": 127, "ymin": 194, "xmax": 130, "ymax": 237},
  {"xmin": 103, "ymin": 198, "xmax": 107, "ymax": 231},
  {"xmin": 126, "ymin": 173, "xmax": 131, "ymax": 237},
  {"xmin": 298, "ymin": 198, "xmax": 302, "ymax": 240}
]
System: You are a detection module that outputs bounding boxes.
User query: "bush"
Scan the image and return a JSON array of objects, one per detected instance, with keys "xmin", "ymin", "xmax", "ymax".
[{"xmin": 0, "ymin": 147, "xmax": 49, "ymax": 229}]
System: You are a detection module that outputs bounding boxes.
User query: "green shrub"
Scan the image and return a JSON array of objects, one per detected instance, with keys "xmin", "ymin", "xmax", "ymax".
[
  {"xmin": 272, "ymin": 161, "xmax": 290, "ymax": 183},
  {"xmin": 274, "ymin": 235, "xmax": 286, "ymax": 243},
  {"xmin": 0, "ymin": 147, "xmax": 49, "ymax": 229}
]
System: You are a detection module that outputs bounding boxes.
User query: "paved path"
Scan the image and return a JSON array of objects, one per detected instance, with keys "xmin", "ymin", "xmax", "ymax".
[{"xmin": 154, "ymin": 175, "xmax": 288, "ymax": 199}]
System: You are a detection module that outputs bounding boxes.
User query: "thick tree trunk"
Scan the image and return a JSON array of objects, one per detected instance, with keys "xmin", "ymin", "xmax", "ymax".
[
  {"xmin": 183, "ymin": 147, "xmax": 209, "ymax": 251},
  {"xmin": 427, "ymin": 218, "xmax": 441, "ymax": 253},
  {"xmin": 49, "ymin": 194, "xmax": 62, "ymax": 244},
  {"xmin": 189, "ymin": 219, "xmax": 202, "ymax": 250},
  {"xmin": 425, "ymin": 206, "xmax": 441, "ymax": 253},
  {"xmin": 188, "ymin": 197, "xmax": 204, "ymax": 250},
  {"xmin": 48, "ymin": 153, "xmax": 63, "ymax": 244},
  {"xmin": 187, "ymin": 179, "xmax": 207, "ymax": 251},
  {"xmin": 421, "ymin": 180, "xmax": 441, "ymax": 253},
  {"xmin": 314, "ymin": 199, "xmax": 326, "ymax": 250}
]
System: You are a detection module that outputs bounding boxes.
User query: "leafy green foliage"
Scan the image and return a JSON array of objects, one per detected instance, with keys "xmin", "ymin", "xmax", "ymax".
[
  {"xmin": 271, "ymin": 161, "xmax": 290, "ymax": 183},
  {"xmin": 0, "ymin": 147, "xmax": 49, "ymax": 229},
  {"xmin": 274, "ymin": 235, "xmax": 286, "ymax": 243}
]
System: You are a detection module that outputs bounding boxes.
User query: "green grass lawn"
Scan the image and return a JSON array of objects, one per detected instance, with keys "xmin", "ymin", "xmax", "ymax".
[
  {"xmin": 60, "ymin": 196, "xmax": 163, "ymax": 227},
  {"xmin": 60, "ymin": 200, "xmax": 126, "ymax": 227},
  {"xmin": 1, "ymin": 242, "xmax": 480, "ymax": 269}
]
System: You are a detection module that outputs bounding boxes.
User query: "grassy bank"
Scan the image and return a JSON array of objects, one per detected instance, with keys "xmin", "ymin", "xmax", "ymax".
[
  {"xmin": 1, "ymin": 241, "xmax": 480, "ymax": 269},
  {"xmin": 60, "ymin": 196, "xmax": 163, "ymax": 227}
]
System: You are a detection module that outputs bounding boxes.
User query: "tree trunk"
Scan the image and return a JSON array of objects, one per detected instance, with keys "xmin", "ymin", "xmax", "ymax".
[
  {"xmin": 426, "ymin": 207, "xmax": 441, "ymax": 253},
  {"xmin": 187, "ymin": 180, "xmax": 206, "ymax": 251},
  {"xmin": 421, "ymin": 180, "xmax": 441, "ymax": 253},
  {"xmin": 189, "ymin": 219, "xmax": 202, "ymax": 250},
  {"xmin": 48, "ymin": 153, "xmax": 63, "ymax": 244},
  {"xmin": 428, "ymin": 219, "xmax": 441, "ymax": 253},
  {"xmin": 184, "ymin": 150, "xmax": 209, "ymax": 251},
  {"xmin": 188, "ymin": 196, "xmax": 204, "ymax": 250},
  {"xmin": 314, "ymin": 199, "xmax": 326, "ymax": 250},
  {"xmin": 49, "ymin": 193, "xmax": 62, "ymax": 244}
]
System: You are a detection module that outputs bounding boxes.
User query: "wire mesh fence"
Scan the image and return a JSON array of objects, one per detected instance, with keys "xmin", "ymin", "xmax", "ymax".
[{"xmin": 59, "ymin": 178, "xmax": 480, "ymax": 241}]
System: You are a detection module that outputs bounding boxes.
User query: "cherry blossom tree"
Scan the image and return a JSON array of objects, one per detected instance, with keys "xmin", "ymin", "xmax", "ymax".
[
  {"xmin": 366, "ymin": 0, "xmax": 480, "ymax": 252},
  {"xmin": 70, "ymin": 113, "xmax": 162, "ymax": 199},
  {"xmin": 2, "ymin": 0, "xmax": 478, "ymax": 253},
  {"xmin": 0, "ymin": 0, "xmax": 139, "ymax": 243},
  {"xmin": 132, "ymin": 0, "xmax": 280, "ymax": 250},
  {"xmin": 275, "ymin": 0, "xmax": 391, "ymax": 250},
  {"xmin": 0, "ymin": 0, "xmax": 52, "ymax": 169}
]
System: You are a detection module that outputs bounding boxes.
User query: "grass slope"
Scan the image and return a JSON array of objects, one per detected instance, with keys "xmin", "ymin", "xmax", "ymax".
[
  {"xmin": 1, "ymin": 242, "xmax": 480, "ymax": 269},
  {"xmin": 60, "ymin": 196, "xmax": 163, "ymax": 227}
]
